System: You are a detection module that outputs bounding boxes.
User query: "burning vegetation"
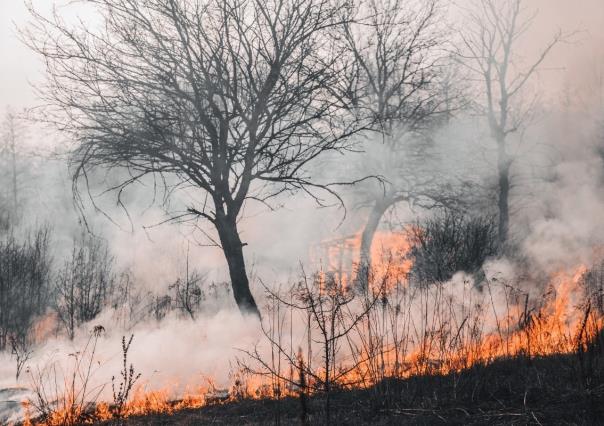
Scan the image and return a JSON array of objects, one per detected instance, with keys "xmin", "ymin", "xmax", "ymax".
[
  {"xmin": 7, "ymin": 236, "xmax": 604, "ymax": 425},
  {"xmin": 0, "ymin": 0, "xmax": 603, "ymax": 424}
]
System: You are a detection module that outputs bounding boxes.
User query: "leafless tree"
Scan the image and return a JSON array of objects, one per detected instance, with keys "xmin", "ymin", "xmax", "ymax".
[
  {"xmin": 1, "ymin": 109, "xmax": 23, "ymax": 228},
  {"xmin": 458, "ymin": 0, "xmax": 562, "ymax": 245},
  {"xmin": 110, "ymin": 271, "xmax": 144, "ymax": 329},
  {"xmin": 54, "ymin": 233, "xmax": 116, "ymax": 340},
  {"xmin": 9, "ymin": 333, "xmax": 33, "ymax": 381},
  {"xmin": 241, "ymin": 271, "xmax": 381, "ymax": 423},
  {"xmin": 24, "ymin": 0, "xmax": 365, "ymax": 317},
  {"xmin": 169, "ymin": 244, "xmax": 205, "ymax": 320},
  {"xmin": 342, "ymin": 0, "xmax": 459, "ymax": 287},
  {"xmin": 0, "ymin": 227, "xmax": 52, "ymax": 352}
]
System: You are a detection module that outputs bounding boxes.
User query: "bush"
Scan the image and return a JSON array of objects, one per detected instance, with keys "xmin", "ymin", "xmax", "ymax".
[
  {"xmin": 54, "ymin": 233, "xmax": 116, "ymax": 339},
  {"xmin": 408, "ymin": 210, "xmax": 498, "ymax": 284},
  {"xmin": 0, "ymin": 227, "xmax": 52, "ymax": 351},
  {"xmin": 581, "ymin": 259, "xmax": 604, "ymax": 315}
]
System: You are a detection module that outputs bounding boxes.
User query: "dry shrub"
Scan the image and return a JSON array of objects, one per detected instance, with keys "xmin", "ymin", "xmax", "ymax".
[
  {"xmin": 27, "ymin": 326, "xmax": 106, "ymax": 425},
  {"xmin": 0, "ymin": 227, "xmax": 51, "ymax": 352},
  {"xmin": 408, "ymin": 210, "xmax": 498, "ymax": 284}
]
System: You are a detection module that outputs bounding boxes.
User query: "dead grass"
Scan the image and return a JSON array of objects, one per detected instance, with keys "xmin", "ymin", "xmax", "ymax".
[{"xmin": 108, "ymin": 341, "xmax": 604, "ymax": 425}]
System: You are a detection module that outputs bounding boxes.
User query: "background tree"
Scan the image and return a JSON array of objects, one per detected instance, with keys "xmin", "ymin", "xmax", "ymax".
[
  {"xmin": 54, "ymin": 233, "xmax": 116, "ymax": 340},
  {"xmin": 0, "ymin": 227, "xmax": 51, "ymax": 352},
  {"xmin": 458, "ymin": 0, "xmax": 562, "ymax": 245},
  {"xmin": 342, "ymin": 0, "xmax": 458, "ymax": 286},
  {"xmin": 24, "ymin": 0, "xmax": 363, "ymax": 317},
  {"xmin": 1, "ymin": 109, "xmax": 23, "ymax": 228},
  {"xmin": 168, "ymin": 245, "xmax": 205, "ymax": 320}
]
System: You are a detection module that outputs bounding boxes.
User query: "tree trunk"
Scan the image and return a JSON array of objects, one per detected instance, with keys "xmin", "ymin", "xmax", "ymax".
[
  {"xmin": 497, "ymin": 143, "xmax": 510, "ymax": 245},
  {"xmin": 10, "ymin": 135, "xmax": 17, "ymax": 213},
  {"xmin": 355, "ymin": 197, "xmax": 392, "ymax": 290},
  {"xmin": 216, "ymin": 216, "xmax": 261, "ymax": 318},
  {"xmin": 6, "ymin": 116, "xmax": 18, "ymax": 222}
]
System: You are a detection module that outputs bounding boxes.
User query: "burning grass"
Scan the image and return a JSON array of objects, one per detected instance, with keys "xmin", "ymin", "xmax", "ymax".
[
  {"xmin": 13, "ymin": 234, "xmax": 604, "ymax": 425},
  {"xmin": 108, "ymin": 347, "xmax": 604, "ymax": 425},
  {"xmin": 312, "ymin": 230, "xmax": 414, "ymax": 292}
]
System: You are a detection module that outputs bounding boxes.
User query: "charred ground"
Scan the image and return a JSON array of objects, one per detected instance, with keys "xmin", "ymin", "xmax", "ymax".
[{"xmin": 104, "ymin": 342, "xmax": 604, "ymax": 426}]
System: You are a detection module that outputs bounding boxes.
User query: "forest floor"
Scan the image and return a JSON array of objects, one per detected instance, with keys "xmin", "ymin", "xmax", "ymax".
[{"xmin": 106, "ymin": 346, "xmax": 604, "ymax": 426}]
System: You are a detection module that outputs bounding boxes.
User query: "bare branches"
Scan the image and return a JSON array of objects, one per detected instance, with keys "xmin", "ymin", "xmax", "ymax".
[
  {"xmin": 54, "ymin": 233, "xmax": 117, "ymax": 340},
  {"xmin": 239, "ymin": 269, "xmax": 384, "ymax": 421},
  {"xmin": 9, "ymin": 334, "xmax": 33, "ymax": 381},
  {"xmin": 24, "ymin": 0, "xmax": 369, "ymax": 315},
  {"xmin": 456, "ymin": 0, "xmax": 564, "ymax": 243},
  {"xmin": 27, "ymin": 327, "xmax": 106, "ymax": 425},
  {"xmin": 343, "ymin": 0, "xmax": 450, "ymax": 134},
  {"xmin": 0, "ymin": 227, "xmax": 51, "ymax": 353},
  {"xmin": 24, "ymin": 0, "xmax": 364, "ymax": 225},
  {"xmin": 458, "ymin": 0, "xmax": 563, "ymax": 138},
  {"xmin": 111, "ymin": 334, "xmax": 141, "ymax": 419}
]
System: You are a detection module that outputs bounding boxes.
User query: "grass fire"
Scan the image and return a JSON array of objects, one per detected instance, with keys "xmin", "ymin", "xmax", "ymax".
[{"xmin": 1, "ymin": 0, "xmax": 604, "ymax": 425}]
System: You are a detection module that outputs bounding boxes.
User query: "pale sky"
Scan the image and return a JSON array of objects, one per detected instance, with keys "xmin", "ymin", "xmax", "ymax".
[{"xmin": 1, "ymin": 0, "xmax": 603, "ymax": 111}]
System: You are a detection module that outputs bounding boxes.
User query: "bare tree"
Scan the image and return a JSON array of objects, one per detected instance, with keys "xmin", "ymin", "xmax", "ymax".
[
  {"xmin": 458, "ymin": 0, "xmax": 562, "ymax": 245},
  {"xmin": 241, "ymin": 271, "xmax": 381, "ymax": 423},
  {"xmin": 54, "ymin": 233, "xmax": 116, "ymax": 340},
  {"xmin": 169, "ymin": 245, "xmax": 205, "ymax": 320},
  {"xmin": 0, "ymin": 227, "xmax": 52, "ymax": 352},
  {"xmin": 24, "ymin": 0, "xmax": 364, "ymax": 318},
  {"xmin": 1, "ymin": 109, "xmax": 22, "ymax": 228},
  {"xmin": 342, "ymin": 0, "xmax": 458, "ymax": 287},
  {"xmin": 9, "ymin": 334, "xmax": 33, "ymax": 381}
]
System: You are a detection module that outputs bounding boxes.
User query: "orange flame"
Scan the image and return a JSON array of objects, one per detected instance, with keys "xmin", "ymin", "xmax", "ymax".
[
  {"xmin": 25, "ymin": 231, "xmax": 604, "ymax": 425},
  {"xmin": 312, "ymin": 230, "xmax": 414, "ymax": 291}
]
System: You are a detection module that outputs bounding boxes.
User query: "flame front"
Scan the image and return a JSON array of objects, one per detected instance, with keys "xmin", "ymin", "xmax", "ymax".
[
  {"xmin": 23, "ymin": 232, "xmax": 604, "ymax": 425},
  {"xmin": 312, "ymin": 230, "xmax": 414, "ymax": 291}
]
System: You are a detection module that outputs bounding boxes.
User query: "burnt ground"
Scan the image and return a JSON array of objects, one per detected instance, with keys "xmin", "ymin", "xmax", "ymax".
[{"xmin": 105, "ymin": 344, "xmax": 604, "ymax": 426}]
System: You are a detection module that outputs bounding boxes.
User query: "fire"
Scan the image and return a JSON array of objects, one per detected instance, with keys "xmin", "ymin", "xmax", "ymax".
[
  {"xmin": 312, "ymin": 229, "xmax": 414, "ymax": 291},
  {"xmin": 340, "ymin": 263, "xmax": 602, "ymax": 384},
  {"xmin": 366, "ymin": 230, "xmax": 414, "ymax": 288},
  {"xmin": 308, "ymin": 230, "xmax": 602, "ymax": 388},
  {"xmin": 23, "ymin": 375, "xmax": 297, "ymax": 424},
  {"xmin": 21, "ymin": 231, "xmax": 604, "ymax": 424},
  {"xmin": 27, "ymin": 383, "xmax": 205, "ymax": 425}
]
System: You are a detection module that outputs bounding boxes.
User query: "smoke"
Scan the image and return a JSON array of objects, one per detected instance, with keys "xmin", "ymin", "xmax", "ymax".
[
  {"xmin": 0, "ymin": 310, "xmax": 261, "ymax": 406},
  {"xmin": 1, "ymin": 1, "xmax": 604, "ymax": 423}
]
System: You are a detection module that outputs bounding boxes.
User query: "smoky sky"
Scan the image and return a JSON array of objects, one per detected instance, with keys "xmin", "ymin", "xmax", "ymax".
[
  {"xmin": 0, "ymin": 0, "xmax": 603, "ymax": 396},
  {"xmin": 0, "ymin": 0, "xmax": 603, "ymax": 286},
  {"xmin": 1, "ymin": 0, "xmax": 603, "ymax": 111}
]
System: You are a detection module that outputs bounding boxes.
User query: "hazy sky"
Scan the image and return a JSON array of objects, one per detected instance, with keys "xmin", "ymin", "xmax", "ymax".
[{"xmin": 1, "ymin": 0, "xmax": 603, "ymax": 112}]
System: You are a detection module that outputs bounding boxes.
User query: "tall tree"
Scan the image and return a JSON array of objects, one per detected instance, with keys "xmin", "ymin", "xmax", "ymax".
[
  {"xmin": 1, "ymin": 109, "xmax": 21, "ymax": 226},
  {"xmin": 342, "ymin": 0, "xmax": 456, "ymax": 287},
  {"xmin": 459, "ymin": 0, "xmax": 561, "ymax": 245},
  {"xmin": 24, "ymin": 0, "xmax": 362, "ymax": 317}
]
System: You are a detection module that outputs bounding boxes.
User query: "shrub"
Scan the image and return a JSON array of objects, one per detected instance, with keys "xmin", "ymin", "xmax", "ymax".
[
  {"xmin": 54, "ymin": 233, "xmax": 116, "ymax": 339},
  {"xmin": 0, "ymin": 227, "xmax": 52, "ymax": 351},
  {"xmin": 408, "ymin": 210, "xmax": 498, "ymax": 284}
]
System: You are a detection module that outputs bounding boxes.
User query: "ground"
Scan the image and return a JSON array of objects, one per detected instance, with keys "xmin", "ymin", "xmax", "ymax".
[{"xmin": 107, "ymin": 347, "xmax": 604, "ymax": 425}]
